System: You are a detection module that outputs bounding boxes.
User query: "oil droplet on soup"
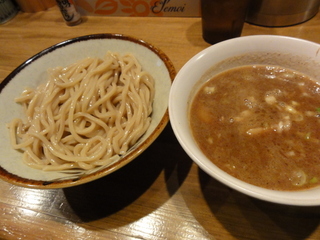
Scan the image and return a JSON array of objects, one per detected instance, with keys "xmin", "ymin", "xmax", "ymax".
[{"xmin": 189, "ymin": 65, "xmax": 320, "ymax": 191}]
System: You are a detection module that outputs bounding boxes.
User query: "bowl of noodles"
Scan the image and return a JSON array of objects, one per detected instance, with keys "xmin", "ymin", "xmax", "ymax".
[{"xmin": 0, "ymin": 33, "xmax": 175, "ymax": 189}]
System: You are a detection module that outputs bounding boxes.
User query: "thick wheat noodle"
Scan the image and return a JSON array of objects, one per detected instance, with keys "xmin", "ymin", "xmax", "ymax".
[{"xmin": 8, "ymin": 52, "xmax": 155, "ymax": 171}]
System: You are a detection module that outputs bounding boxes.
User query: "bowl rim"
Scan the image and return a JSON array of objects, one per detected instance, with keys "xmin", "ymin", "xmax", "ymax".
[
  {"xmin": 0, "ymin": 33, "xmax": 176, "ymax": 189},
  {"xmin": 169, "ymin": 35, "xmax": 320, "ymax": 206}
]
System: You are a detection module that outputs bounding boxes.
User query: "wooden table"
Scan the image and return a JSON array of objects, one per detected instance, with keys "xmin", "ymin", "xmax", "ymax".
[{"xmin": 1, "ymin": 6, "xmax": 320, "ymax": 240}]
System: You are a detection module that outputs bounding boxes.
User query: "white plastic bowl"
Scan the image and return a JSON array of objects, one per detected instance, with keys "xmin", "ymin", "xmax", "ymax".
[{"xmin": 169, "ymin": 35, "xmax": 320, "ymax": 206}]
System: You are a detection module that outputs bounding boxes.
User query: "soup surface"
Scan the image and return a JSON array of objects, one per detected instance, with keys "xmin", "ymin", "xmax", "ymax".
[{"xmin": 190, "ymin": 65, "xmax": 320, "ymax": 191}]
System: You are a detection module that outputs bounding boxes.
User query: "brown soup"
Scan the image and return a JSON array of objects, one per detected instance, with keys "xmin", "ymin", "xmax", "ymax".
[{"xmin": 190, "ymin": 65, "xmax": 320, "ymax": 191}]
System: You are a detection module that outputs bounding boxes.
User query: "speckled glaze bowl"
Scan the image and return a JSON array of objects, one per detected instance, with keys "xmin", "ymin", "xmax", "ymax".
[
  {"xmin": 169, "ymin": 35, "xmax": 320, "ymax": 206},
  {"xmin": 0, "ymin": 34, "xmax": 175, "ymax": 189}
]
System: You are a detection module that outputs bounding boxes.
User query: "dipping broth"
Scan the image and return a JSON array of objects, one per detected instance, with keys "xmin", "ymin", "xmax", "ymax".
[{"xmin": 189, "ymin": 65, "xmax": 320, "ymax": 191}]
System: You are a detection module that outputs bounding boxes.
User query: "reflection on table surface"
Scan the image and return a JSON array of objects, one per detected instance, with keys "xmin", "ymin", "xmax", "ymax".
[{"xmin": 1, "ymin": 6, "xmax": 320, "ymax": 240}]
